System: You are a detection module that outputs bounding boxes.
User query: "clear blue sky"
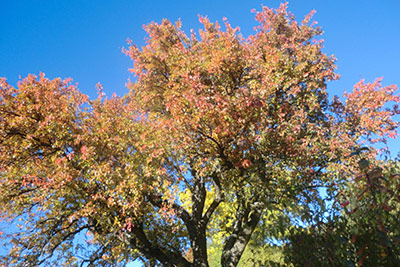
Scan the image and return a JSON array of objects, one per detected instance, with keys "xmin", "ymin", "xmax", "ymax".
[{"xmin": 1, "ymin": 0, "xmax": 399, "ymax": 265}]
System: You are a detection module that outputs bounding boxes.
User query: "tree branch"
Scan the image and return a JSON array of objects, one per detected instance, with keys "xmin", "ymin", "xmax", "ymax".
[
  {"xmin": 221, "ymin": 198, "xmax": 264, "ymax": 267},
  {"xmin": 202, "ymin": 172, "xmax": 224, "ymax": 226},
  {"xmin": 146, "ymin": 192, "xmax": 192, "ymax": 228},
  {"xmin": 129, "ymin": 222, "xmax": 191, "ymax": 267}
]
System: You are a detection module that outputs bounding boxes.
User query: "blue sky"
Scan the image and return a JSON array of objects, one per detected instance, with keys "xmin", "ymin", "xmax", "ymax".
[{"xmin": 1, "ymin": 0, "xmax": 399, "ymax": 265}]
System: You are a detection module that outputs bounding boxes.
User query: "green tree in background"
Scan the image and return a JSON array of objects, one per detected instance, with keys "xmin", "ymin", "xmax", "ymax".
[{"xmin": 286, "ymin": 156, "xmax": 400, "ymax": 266}]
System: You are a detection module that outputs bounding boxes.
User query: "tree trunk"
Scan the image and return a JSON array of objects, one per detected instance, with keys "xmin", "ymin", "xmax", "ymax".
[
  {"xmin": 221, "ymin": 201, "xmax": 264, "ymax": 267},
  {"xmin": 191, "ymin": 224, "xmax": 209, "ymax": 267}
]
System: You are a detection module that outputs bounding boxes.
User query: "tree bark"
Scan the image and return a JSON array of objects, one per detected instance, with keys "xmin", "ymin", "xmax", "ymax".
[
  {"xmin": 129, "ymin": 222, "xmax": 191, "ymax": 267},
  {"xmin": 189, "ymin": 167, "xmax": 209, "ymax": 267},
  {"xmin": 221, "ymin": 201, "xmax": 264, "ymax": 267}
]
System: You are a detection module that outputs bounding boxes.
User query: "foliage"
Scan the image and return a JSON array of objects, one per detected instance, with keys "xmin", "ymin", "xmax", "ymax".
[
  {"xmin": 285, "ymin": 157, "xmax": 400, "ymax": 266},
  {"xmin": 207, "ymin": 207, "xmax": 290, "ymax": 266},
  {"xmin": 208, "ymin": 243, "xmax": 285, "ymax": 267},
  {"xmin": 0, "ymin": 3, "xmax": 399, "ymax": 267}
]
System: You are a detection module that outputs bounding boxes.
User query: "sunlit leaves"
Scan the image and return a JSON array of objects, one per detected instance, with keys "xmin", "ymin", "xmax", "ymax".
[{"xmin": 0, "ymin": 3, "xmax": 399, "ymax": 266}]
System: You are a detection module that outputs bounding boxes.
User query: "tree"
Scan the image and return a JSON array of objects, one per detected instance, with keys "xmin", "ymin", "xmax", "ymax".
[
  {"xmin": 285, "ymin": 157, "xmax": 400, "ymax": 266},
  {"xmin": 0, "ymin": 3, "xmax": 399, "ymax": 266}
]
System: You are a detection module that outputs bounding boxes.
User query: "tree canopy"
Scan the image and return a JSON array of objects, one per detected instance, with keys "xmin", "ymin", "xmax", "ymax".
[{"xmin": 0, "ymin": 3, "xmax": 399, "ymax": 266}]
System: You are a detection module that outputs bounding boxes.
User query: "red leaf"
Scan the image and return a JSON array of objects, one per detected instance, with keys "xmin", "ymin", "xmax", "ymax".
[
  {"xmin": 340, "ymin": 201, "xmax": 350, "ymax": 208},
  {"xmin": 349, "ymin": 207, "xmax": 359, "ymax": 214},
  {"xmin": 358, "ymin": 255, "xmax": 366, "ymax": 266},
  {"xmin": 241, "ymin": 159, "xmax": 252, "ymax": 168},
  {"xmin": 351, "ymin": 234, "xmax": 357, "ymax": 243}
]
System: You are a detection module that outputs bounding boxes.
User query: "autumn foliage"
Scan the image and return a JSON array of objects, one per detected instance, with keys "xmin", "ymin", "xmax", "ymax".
[{"xmin": 0, "ymin": 3, "xmax": 399, "ymax": 267}]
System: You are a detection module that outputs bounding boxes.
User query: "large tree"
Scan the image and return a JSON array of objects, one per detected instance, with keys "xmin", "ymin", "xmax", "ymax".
[{"xmin": 0, "ymin": 3, "xmax": 399, "ymax": 266}]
